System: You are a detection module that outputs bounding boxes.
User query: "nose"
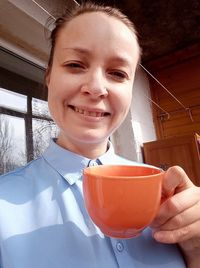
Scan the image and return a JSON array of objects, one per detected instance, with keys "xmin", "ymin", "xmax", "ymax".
[{"xmin": 81, "ymin": 69, "xmax": 108, "ymax": 99}]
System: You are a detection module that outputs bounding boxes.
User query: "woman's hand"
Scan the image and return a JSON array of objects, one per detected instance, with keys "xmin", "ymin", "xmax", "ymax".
[{"xmin": 150, "ymin": 166, "xmax": 200, "ymax": 267}]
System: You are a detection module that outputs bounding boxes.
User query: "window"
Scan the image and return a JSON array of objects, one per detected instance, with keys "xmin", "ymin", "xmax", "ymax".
[
  {"xmin": 0, "ymin": 48, "xmax": 59, "ymax": 175},
  {"xmin": 0, "ymin": 114, "xmax": 26, "ymax": 174},
  {"xmin": 0, "ymin": 88, "xmax": 27, "ymax": 112}
]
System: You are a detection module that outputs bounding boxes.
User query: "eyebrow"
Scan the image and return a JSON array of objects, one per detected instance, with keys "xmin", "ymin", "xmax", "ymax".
[
  {"xmin": 63, "ymin": 47, "xmax": 133, "ymax": 68},
  {"xmin": 109, "ymin": 57, "xmax": 132, "ymax": 67},
  {"xmin": 63, "ymin": 47, "xmax": 91, "ymax": 56}
]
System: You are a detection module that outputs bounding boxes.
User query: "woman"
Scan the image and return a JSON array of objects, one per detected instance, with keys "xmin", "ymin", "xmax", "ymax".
[{"xmin": 0, "ymin": 2, "xmax": 199, "ymax": 267}]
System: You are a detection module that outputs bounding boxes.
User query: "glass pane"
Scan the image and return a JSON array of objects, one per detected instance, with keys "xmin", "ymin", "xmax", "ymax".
[
  {"xmin": 0, "ymin": 88, "xmax": 27, "ymax": 112},
  {"xmin": 0, "ymin": 114, "xmax": 26, "ymax": 175},
  {"xmin": 32, "ymin": 98, "xmax": 51, "ymax": 118},
  {"xmin": 33, "ymin": 118, "xmax": 59, "ymax": 158}
]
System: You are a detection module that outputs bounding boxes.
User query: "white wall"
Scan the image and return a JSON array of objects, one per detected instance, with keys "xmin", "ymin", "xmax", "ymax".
[
  {"xmin": 111, "ymin": 110, "xmax": 138, "ymax": 161},
  {"xmin": 111, "ymin": 68, "xmax": 156, "ymax": 162},
  {"xmin": 0, "ymin": 0, "xmax": 49, "ymax": 67}
]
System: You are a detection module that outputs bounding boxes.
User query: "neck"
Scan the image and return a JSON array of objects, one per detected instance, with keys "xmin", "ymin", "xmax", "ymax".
[{"xmin": 56, "ymin": 134, "xmax": 109, "ymax": 159}]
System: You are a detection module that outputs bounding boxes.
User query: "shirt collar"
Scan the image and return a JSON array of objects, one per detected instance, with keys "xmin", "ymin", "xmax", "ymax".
[{"xmin": 42, "ymin": 139, "xmax": 116, "ymax": 185}]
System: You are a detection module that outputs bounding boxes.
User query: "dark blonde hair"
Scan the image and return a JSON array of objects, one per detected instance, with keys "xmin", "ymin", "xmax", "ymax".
[{"xmin": 47, "ymin": 1, "xmax": 141, "ymax": 72}]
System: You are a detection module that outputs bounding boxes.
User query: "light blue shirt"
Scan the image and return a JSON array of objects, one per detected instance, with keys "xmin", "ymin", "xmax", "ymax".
[{"xmin": 0, "ymin": 140, "xmax": 186, "ymax": 268}]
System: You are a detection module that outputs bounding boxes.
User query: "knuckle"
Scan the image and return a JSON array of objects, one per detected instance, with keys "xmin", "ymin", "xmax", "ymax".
[
  {"xmin": 178, "ymin": 225, "xmax": 190, "ymax": 237},
  {"xmin": 166, "ymin": 197, "xmax": 181, "ymax": 213},
  {"xmin": 171, "ymin": 214, "xmax": 184, "ymax": 228},
  {"xmin": 168, "ymin": 227, "xmax": 190, "ymax": 243},
  {"xmin": 167, "ymin": 166, "xmax": 185, "ymax": 177}
]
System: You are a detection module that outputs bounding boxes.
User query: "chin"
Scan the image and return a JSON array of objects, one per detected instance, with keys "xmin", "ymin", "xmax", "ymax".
[
  {"xmin": 74, "ymin": 131, "xmax": 110, "ymax": 145},
  {"xmin": 77, "ymin": 136, "xmax": 108, "ymax": 145}
]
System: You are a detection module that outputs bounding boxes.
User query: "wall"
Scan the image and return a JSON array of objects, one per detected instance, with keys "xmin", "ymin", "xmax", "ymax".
[
  {"xmin": 0, "ymin": 0, "xmax": 49, "ymax": 66},
  {"xmin": 0, "ymin": 0, "xmax": 76, "ymax": 67},
  {"xmin": 111, "ymin": 68, "xmax": 157, "ymax": 162}
]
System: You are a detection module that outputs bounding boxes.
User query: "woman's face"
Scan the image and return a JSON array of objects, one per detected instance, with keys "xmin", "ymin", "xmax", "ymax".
[{"xmin": 47, "ymin": 12, "xmax": 139, "ymax": 155}]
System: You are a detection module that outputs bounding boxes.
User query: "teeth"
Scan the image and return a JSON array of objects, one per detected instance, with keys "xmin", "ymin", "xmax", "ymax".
[
  {"xmin": 83, "ymin": 110, "xmax": 89, "ymax": 116},
  {"xmin": 96, "ymin": 112, "xmax": 102, "ymax": 117},
  {"xmin": 90, "ymin": 112, "xmax": 96, "ymax": 117},
  {"xmin": 73, "ymin": 107, "xmax": 105, "ymax": 117}
]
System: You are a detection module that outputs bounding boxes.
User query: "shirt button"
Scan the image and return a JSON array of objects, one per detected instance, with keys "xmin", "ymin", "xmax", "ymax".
[{"xmin": 116, "ymin": 242, "xmax": 124, "ymax": 252}]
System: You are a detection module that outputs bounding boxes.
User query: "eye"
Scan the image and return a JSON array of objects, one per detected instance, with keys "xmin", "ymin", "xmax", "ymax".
[
  {"xmin": 63, "ymin": 61, "xmax": 87, "ymax": 73},
  {"xmin": 65, "ymin": 62, "xmax": 84, "ymax": 69},
  {"xmin": 108, "ymin": 70, "xmax": 128, "ymax": 81}
]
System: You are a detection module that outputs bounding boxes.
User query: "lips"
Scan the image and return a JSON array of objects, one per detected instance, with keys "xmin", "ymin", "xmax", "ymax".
[{"xmin": 68, "ymin": 105, "xmax": 110, "ymax": 117}]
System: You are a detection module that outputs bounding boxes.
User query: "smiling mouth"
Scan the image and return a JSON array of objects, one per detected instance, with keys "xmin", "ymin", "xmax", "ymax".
[{"xmin": 68, "ymin": 105, "xmax": 110, "ymax": 117}]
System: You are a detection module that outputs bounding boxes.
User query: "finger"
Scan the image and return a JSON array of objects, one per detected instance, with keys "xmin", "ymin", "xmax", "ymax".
[
  {"xmin": 151, "ymin": 187, "xmax": 200, "ymax": 228},
  {"xmin": 162, "ymin": 166, "xmax": 194, "ymax": 199},
  {"xmin": 154, "ymin": 201, "xmax": 200, "ymax": 231},
  {"xmin": 153, "ymin": 220, "xmax": 200, "ymax": 244}
]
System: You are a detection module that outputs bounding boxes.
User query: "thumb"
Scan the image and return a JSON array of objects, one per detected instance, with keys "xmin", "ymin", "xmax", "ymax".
[{"xmin": 162, "ymin": 166, "xmax": 194, "ymax": 200}]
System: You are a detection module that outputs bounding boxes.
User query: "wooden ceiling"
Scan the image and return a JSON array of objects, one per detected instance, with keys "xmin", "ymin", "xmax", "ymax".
[{"xmin": 92, "ymin": 0, "xmax": 200, "ymax": 63}]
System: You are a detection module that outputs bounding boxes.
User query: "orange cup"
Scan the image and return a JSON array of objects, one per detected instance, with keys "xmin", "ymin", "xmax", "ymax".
[{"xmin": 83, "ymin": 165, "xmax": 165, "ymax": 239}]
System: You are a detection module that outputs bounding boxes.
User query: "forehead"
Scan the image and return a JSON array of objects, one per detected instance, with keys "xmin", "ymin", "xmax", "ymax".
[{"xmin": 55, "ymin": 12, "xmax": 139, "ymax": 61}]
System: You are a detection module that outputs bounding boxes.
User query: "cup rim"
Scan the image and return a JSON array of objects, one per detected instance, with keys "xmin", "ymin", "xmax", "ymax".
[{"xmin": 83, "ymin": 165, "xmax": 164, "ymax": 179}]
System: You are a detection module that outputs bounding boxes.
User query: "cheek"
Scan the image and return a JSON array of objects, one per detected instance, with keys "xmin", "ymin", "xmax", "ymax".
[
  {"xmin": 47, "ymin": 78, "xmax": 65, "ymax": 119},
  {"xmin": 47, "ymin": 80, "xmax": 68, "ymax": 104},
  {"xmin": 48, "ymin": 72, "xmax": 81, "ymax": 100},
  {"xmin": 110, "ymin": 87, "xmax": 132, "ymax": 113}
]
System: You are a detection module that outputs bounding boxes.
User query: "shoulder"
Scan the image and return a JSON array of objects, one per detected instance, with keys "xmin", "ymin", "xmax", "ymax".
[
  {"xmin": 0, "ymin": 156, "xmax": 44, "ymax": 186},
  {"xmin": 0, "ymin": 156, "xmax": 52, "ymax": 204}
]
